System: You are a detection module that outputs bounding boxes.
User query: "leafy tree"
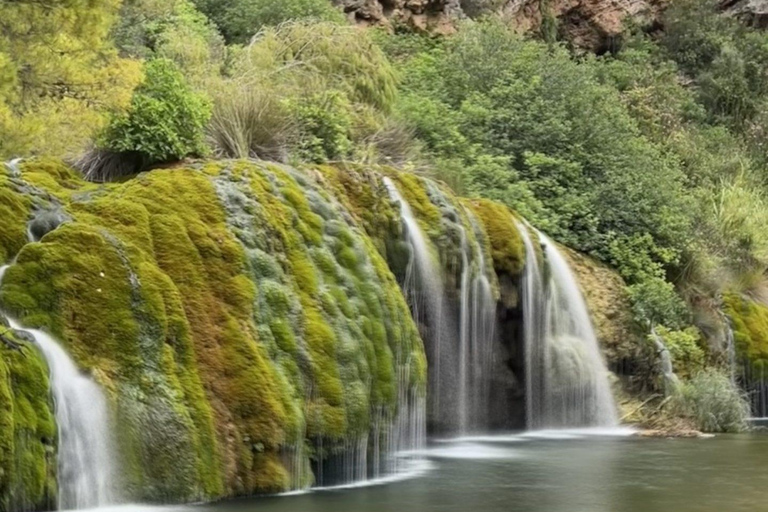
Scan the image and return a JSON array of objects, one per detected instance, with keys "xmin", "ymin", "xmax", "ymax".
[
  {"xmin": 192, "ymin": 0, "xmax": 345, "ymax": 44},
  {"xmin": 114, "ymin": 0, "xmax": 226, "ymax": 81}
]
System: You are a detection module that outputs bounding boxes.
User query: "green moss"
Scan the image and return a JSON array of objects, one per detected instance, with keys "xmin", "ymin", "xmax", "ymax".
[
  {"xmin": 0, "ymin": 333, "xmax": 56, "ymax": 512},
  {"xmin": 725, "ymin": 293, "xmax": 768, "ymax": 373},
  {"xmin": 469, "ymin": 199, "xmax": 525, "ymax": 277},
  {"xmin": 0, "ymin": 177, "xmax": 32, "ymax": 264},
  {"xmin": 0, "ymin": 158, "xmax": 430, "ymax": 503}
]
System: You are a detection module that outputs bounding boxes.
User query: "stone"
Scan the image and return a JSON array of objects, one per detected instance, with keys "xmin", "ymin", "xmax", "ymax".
[
  {"xmin": 722, "ymin": 0, "xmax": 768, "ymax": 28},
  {"xmin": 334, "ymin": 0, "xmax": 463, "ymax": 34},
  {"xmin": 501, "ymin": 0, "xmax": 668, "ymax": 52}
]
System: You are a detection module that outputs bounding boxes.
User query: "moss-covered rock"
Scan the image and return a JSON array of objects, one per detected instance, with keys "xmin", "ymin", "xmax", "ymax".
[
  {"xmin": 0, "ymin": 330, "xmax": 57, "ymax": 512},
  {"xmin": 724, "ymin": 293, "xmax": 768, "ymax": 373},
  {"xmin": 0, "ymin": 158, "xmax": 432, "ymax": 505}
]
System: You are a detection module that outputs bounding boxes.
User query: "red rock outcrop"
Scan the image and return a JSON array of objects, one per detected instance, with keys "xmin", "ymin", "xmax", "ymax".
[{"xmin": 501, "ymin": 0, "xmax": 667, "ymax": 51}]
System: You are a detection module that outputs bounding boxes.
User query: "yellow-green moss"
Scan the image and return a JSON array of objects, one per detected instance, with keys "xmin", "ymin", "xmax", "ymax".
[
  {"xmin": 0, "ymin": 158, "xmax": 431, "ymax": 503},
  {"xmin": 0, "ymin": 177, "xmax": 32, "ymax": 264},
  {"xmin": 0, "ymin": 334, "xmax": 56, "ymax": 512},
  {"xmin": 725, "ymin": 293, "xmax": 768, "ymax": 372},
  {"xmin": 468, "ymin": 199, "xmax": 525, "ymax": 277}
]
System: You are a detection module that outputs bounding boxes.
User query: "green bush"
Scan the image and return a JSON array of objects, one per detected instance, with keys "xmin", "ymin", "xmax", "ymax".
[
  {"xmin": 100, "ymin": 58, "xmax": 211, "ymax": 166},
  {"xmin": 627, "ymin": 277, "xmax": 689, "ymax": 330},
  {"xmin": 672, "ymin": 370, "xmax": 750, "ymax": 433},
  {"xmin": 192, "ymin": 0, "xmax": 345, "ymax": 44},
  {"xmin": 291, "ymin": 91, "xmax": 353, "ymax": 162}
]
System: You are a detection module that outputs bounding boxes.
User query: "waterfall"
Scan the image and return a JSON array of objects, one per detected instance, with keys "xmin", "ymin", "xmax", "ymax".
[
  {"xmin": 457, "ymin": 219, "xmax": 497, "ymax": 434},
  {"xmin": 383, "ymin": 178, "xmax": 451, "ymax": 428},
  {"xmin": 650, "ymin": 327, "xmax": 680, "ymax": 395},
  {"xmin": 518, "ymin": 226, "xmax": 619, "ymax": 429},
  {"xmin": 384, "ymin": 178, "xmax": 497, "ymax": 435},
  {"xmin": 0, "ymin": 265, "xmax": 118, "ymax": 510}
]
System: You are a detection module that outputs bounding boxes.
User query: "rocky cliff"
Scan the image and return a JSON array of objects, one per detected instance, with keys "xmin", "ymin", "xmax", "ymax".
[{"xmin": 336, "ymin": 0, "xmax": 667, "ymax": 50}]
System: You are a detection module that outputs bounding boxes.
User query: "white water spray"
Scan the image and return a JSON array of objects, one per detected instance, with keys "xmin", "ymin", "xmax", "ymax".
[
  {"xmin": 517, "ymin": 226, "xmax": 618, "ymax": 429},
  {"xmin": 0, "ymin": 265, "xmax": 118, "ymax": 510}
]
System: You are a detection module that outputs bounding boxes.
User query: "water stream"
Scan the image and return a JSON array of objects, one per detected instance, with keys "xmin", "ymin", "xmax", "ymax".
[
  {"xmin": 518, "ymin": 226, "xmax": 618, "ymax": 429},
  {"xmin": 0, "ymin": 265, "xmax": 118, "ymax": 510}
]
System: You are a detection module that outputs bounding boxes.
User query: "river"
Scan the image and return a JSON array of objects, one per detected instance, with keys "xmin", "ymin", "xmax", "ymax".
[{"xmin": 88, "ymin": 430, "xmax": 768, "ymax": 512}]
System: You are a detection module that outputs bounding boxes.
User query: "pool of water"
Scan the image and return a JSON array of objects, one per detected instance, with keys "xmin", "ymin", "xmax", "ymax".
[{"xmin": 100, "ymin": 430, "xmax": 768, "ymax": 512}]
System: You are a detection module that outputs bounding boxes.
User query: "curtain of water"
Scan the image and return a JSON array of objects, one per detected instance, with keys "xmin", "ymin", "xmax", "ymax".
[
  {"xmin": 0, "ymin": 265, "xmax": 118, "ymax": 510},
  {"xmin": 384, "ymin": 179, "xmax": 497, "ymax": 435},
  {"xmin": 517, "ymin": 227, "xmax": 619, "ymax": 429}
]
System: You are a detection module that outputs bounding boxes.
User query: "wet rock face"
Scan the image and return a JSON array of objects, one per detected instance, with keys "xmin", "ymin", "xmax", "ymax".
[
  {"xmin": 28, "ymin": 209, "xmax": 70, "ymax": 242},
  {"xmin": 335, "ymin": 0, "xmax": 463, "ymax": 33}
]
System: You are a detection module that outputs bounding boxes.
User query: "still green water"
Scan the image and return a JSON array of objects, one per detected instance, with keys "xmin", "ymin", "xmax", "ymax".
[{"xmin": 115, "ymin": 431, "xmax": 768, "ymax": 512}]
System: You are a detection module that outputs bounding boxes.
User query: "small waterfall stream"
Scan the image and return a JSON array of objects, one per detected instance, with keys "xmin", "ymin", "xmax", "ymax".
[
  {"xmin": 0, "ymin": 265, "xmax": 117, "ymax": 510},
  {"xmin": 383, "ymin": 178, "xmax": 451, "ymax": 429},
  {"xmin": 650, "ymin": 327, "xmax": 680, "ymax": 395},
  {"xmin": 518, "ymin": 226, "xmax": 618, "ymax": 429}
]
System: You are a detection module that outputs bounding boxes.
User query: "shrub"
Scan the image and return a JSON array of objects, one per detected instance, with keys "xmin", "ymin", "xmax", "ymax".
[
  {"xmin": 92, "ymin": 58, "xmax": 211, "ymax": 179},
  {"xmin": 291, "ymin": 91, "xmax": 353, "ymax": 162},
  {"xmin": 672, "ymin": 369, "xmax": 750, "ymax": 433},
  {"xmin": 627, "ymin": 277, "xmax": 689, "ymax": 330},
  {"xmin": 192, "ymin": 0, "xmax": 345, "ymax": 44}
]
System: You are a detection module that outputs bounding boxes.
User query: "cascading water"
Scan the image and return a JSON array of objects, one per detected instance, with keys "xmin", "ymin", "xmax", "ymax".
[
  {"xmin": 0, "ymin": 265, "xmax": 118, "ymax": 510},
  {"xmin": 383, "ymin": 178, "xmax": 451, "ymax": 429},
  {"xmin": 384, "ymin": 178, "xmax": 497, "ymax": 435},
  {"xmin": 518, "ymin": 226, "xmax": 619, "ymax": 429},
  {"xmin": 456, "ymin": 218, "xmax": 497, "ymax": 434},
  {"xmin": 650, "ymin": 327, "xmax": 680, "ymax": 395}
]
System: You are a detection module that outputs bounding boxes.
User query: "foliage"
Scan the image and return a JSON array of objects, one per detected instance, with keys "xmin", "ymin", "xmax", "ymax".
[
  {"xmin": 627, "ymin": 278, "xmax": 689, "ymax": 330},
  {"xmin": 661, "ymin": 0, "xmax": 768, "ymax": 134},
  {"xmin": 207, "ymin": 22, "xmax": 402, "ymax": 164},
  {"xmin": 191, "ymin": 0, "xmax": 345, "ymax": 44},
  {"xmin": 0, "ymin": 0, "xmax": 142, "ymax": 159},
  {"xmin": 97, "ymin": 59, "xmax": 211, "ymax": 172},
  {"xmin": 671, "ymin": 370, "xmax": 750, "ymax": 433},
  {"xmin": 114, "ymin": 0, "xmax": 226, "ymax": 81},
  {"xmin": 651, "ymin": 326, "xmax": 705, "ymax": 379}
]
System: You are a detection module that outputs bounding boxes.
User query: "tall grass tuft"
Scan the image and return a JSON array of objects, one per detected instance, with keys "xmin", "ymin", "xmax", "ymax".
[
  {"xmin": 207, "ymin": 83, "xmax": 296, "ymax": 161},
  {"xmin": 672, "ymin": 369, "xmax": 750, "ymax": 433}
]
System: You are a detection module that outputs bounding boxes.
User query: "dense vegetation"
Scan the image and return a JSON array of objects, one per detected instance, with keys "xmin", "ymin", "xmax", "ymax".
[{"xmin": 1, "ymin": 0, "xmax": 765, "ymax": 438}]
